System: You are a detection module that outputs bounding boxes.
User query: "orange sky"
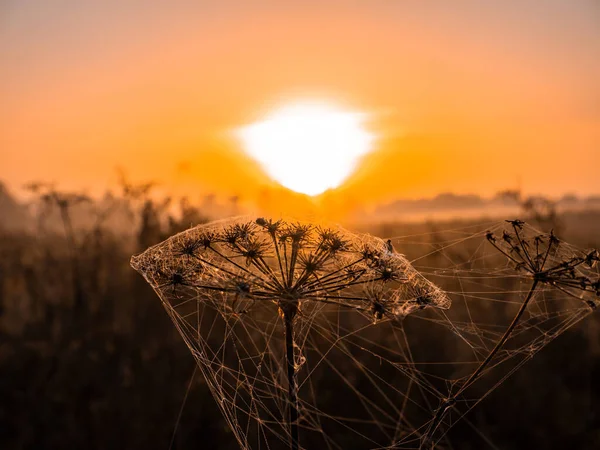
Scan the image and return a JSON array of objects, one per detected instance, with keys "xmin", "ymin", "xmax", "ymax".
[{"xmin": 1, "ymin": 1, "xmax": 599, "ymax": 209}]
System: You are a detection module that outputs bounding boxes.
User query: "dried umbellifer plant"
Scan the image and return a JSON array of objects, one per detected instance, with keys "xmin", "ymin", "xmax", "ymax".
[
  {"xmin": 421, "ymin": 219, "xmax": 600, "ymax": 448},
  {"xmin": 131, "ymin": 216, "xmax": 450, "ymax": 450}
]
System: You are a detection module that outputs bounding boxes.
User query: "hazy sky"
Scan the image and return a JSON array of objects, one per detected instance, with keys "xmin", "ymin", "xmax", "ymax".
[{"xmin": 1, "ymin": 1, "xmax": 599, "ymax": 204}]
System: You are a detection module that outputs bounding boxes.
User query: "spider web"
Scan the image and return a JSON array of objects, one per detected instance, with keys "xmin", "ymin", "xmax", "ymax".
[{"xmin": 131, "ymin": 218, "xmax": 599, "ymax": 450}]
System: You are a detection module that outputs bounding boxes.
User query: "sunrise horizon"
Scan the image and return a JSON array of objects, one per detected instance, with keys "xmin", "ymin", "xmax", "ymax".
[{"xmin": 2, "ymin": 2, "xmax": 599, "ymax": 208}]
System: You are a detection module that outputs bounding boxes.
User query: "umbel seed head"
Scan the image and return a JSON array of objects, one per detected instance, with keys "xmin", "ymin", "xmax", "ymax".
[
  {"xmin": 487, "ymin": 220, "xmax": 600, "ymax": 305},
  {"xmin": 131, "ymin": 217, "xmax": 451, "ymax": 323}
]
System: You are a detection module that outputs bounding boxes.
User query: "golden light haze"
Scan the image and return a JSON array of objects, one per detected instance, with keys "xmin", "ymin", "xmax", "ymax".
[{"xmin": 1, "ymin": 1, "xmax": 599, "ymax": 211}]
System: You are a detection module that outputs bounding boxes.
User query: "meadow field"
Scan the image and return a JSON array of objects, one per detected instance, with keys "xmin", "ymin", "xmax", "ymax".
[{"xmin": 2, "ymin": 184, "xmax": 599, "ymax": 450}]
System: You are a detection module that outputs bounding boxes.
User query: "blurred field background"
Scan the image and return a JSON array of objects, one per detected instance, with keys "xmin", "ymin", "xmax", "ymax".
[{"xmin": 1, "ymin": 179, "xmax": 600, "ymax": 450}]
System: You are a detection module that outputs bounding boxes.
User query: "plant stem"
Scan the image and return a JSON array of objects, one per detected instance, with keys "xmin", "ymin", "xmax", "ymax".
[
  {"xmin": 58, "ymin": 203, "xmax": 84, "ymax": 310},
  {"xmin": 421, "ymin": 279, "xmax": 539, "ymax": 449},
  {"xmin": 459, "ymin": 279, "xmax": 539, "ymax": 392},
  {"xmin": 284, "ymin": 312, "xmax": 300, "ymax": 450}
]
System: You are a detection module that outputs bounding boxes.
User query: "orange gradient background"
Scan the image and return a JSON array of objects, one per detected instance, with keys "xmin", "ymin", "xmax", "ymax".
[{"xmin": 1, "ymin": 2, "xmax": 599, "ymax": 214}]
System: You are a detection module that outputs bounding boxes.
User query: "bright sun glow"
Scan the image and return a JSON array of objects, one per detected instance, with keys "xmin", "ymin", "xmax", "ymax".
[{"xmin": 238, "ymin": 102, "xmax": 374, "ymax": 196}]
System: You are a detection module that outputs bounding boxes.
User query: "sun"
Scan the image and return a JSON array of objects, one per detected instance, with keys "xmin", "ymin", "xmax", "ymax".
[{"xmin": 238, "ymin": 102, "xmax": 374, "ymax": 196}]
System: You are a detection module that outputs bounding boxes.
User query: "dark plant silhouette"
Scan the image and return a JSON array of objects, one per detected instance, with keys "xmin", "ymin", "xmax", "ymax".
[
  {"xmin": 131, "ymin": 217, "xmax": 450, "ymax": 450},
  {"xmin": 25, "ymin": 183, "xmax": 91, "ymax": 309},
  {"xmin": 421, "ymin": 219, "xmax": 600, "ymax": 448}
]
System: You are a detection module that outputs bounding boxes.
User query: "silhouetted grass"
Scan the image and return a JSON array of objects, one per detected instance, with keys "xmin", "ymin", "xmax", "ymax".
[{"xmin": 1, "ymin": 185, "xmax": 600, "ymax": 450}]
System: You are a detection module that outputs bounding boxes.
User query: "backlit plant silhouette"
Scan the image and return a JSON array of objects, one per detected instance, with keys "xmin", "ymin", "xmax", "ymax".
[
  {"xmin": 131, "ymin": 218, "xmax": 599, "ymax": 450},
  {"xmin": 420, "ymin": 220, "xmax": 600, "ymax": 447},
  {"xmin": 131, "ymin": 217, "xmax": 450, "ymax": 449}
]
